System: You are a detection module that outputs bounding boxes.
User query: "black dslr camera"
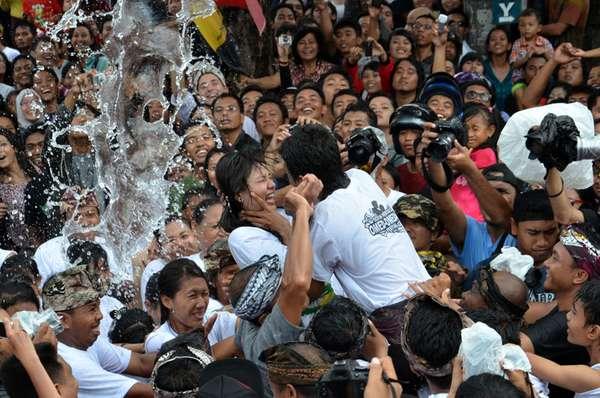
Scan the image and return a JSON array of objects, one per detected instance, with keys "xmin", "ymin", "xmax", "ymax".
[
  {"xmin": 346, "ymin": 127, "xmax": 383, "ymax": 167},
  {"xmin": 316, "ymin": 360, "xmax": 369, "ymax": 398},
  {"xmin": 426, "ymin": 117, "xmax": 468, "ymax": 162}
]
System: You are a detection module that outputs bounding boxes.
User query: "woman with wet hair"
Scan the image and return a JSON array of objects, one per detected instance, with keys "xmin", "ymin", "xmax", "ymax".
[{"xmin": 216, "ymin": 149, "xmax": 291, "ymax": 269}]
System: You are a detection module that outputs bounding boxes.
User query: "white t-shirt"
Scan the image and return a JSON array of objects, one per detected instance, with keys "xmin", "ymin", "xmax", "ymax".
[
  {"xmin": 144, "ymin": 312, "xmax": 234, "ymax": 352},
  {"xmin": 228, "ymin": 226, "xmax": 288, "ymax": 270},
  {"xmin": 139, "ymin": 253, "xmax": 205, "ymax": 310},
  {"xmin": 385, "ymin": 189, "xmax": 405, "ymax": 207},
  {"xmin": 34, "ymin": 236, "xmax": 121, "ymax": 287},
  {"xmin": 100, "ymin": 295, "xmax": 125, "ymax": 338},
  {"xmin": 311, "ymin": 169, "xmax": 430, "ymax": 313},
  {"xmin": 205, "ymin": 297, "xmax": 224, "ymax": 320},
  {"xmin": 58, "ymin": 338, "xmax": 136, "ymax": 398}
]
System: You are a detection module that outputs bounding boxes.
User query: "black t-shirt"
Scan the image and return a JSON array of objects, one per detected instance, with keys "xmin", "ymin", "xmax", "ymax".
[
  {"xmin": 526, "ymin": 306, "xmax": 589, "ymax": 398},
  {"xmin": 582, "ymin": 208, "xmax": 600, "ymax": 226},
  {"xmin": 525, "ymin": 267, "xmax": 555, "ymax": 303}
]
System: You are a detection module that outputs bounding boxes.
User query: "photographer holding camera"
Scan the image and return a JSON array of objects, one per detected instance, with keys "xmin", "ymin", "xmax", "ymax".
[{"xmin": 416, "ymin": 123, "xmax": 514, "ymax": 288}]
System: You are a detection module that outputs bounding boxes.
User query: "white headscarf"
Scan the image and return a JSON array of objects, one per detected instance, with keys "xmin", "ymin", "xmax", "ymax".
[{"xmin": 16, "ymin": 88, "xmax": 45, "ymax": 129}]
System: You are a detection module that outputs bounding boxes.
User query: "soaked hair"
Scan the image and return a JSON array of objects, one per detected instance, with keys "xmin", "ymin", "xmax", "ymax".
[
  {"xmin": 145, "ymin": 272, "xmax": 161, "ymax": 305},
  {"xmin": 0, "ymin": 281, "xmax": 39, "ymax": 312},
  {"xmin": 0, "ymin": 254, "xmax": 40, "ymax": 285},
  {"xmin": 456, "ymin": 373, "xmax": 525, "ymax": 398},
  {"xmin": 306, "ymin": 297, "xmax": 368, "ymax": 360},
  {"xmin": 158, "ymin": 258, "xmax": 207, "ymax": 323},
  {"xmin": 228, "ymin": 265, "xmax": 258, "ymax": 310},
  {"xmin": 215, "ymin": 148, "xmax": 266, "ymax": 232},
  {"xmin": 192, "ymin": 197, "xmax": 222, "ymax": 225},
  {"xmin": 109, "ymin": 308, "xmax": 155, "ymax": 344},
  {"xmin": 281, "ymin": 123, "xmax": 349, "ymax": 199}
]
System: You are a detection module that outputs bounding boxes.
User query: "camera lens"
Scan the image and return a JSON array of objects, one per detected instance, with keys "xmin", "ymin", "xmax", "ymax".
[{"xmin": 348, "ymin": 139, "xmax": 374, "ymax": 166}]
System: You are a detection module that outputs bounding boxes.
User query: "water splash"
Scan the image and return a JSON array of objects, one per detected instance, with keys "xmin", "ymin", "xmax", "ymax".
[{"xmin": 55, "ymin": 0, "xmax": 217, "ymax": 285}]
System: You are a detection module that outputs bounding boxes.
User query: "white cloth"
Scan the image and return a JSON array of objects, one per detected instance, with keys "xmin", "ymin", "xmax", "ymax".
[
  {"xmin": 58, "ymin": 338, "xmax": 136, "ymax": 398},
  {"xmin": 2, "ymin": 46, "xmax": 20, "ymax": 62},
  {"xmin": 100, "ymin": 295, "xmax": 125, "ymax": 338},
  {"xmin": 575, "ymin": 364, "xmax": 600, "ymax": 397},
  {"xmin": 139, "ymin": 253, "xmax": 205, "ymax": 310},
  {"xmin": 144, "ymin": 312, "xmax": 232, "ymax": 352},
  {"xmin": 311, "ymin": 169, "xmax": 430, "ymax": 313},
  {"xmin": 34, "ymin": 235, "xmax": 121, "ymax": 287},
  {"xmin": 460, "ymin": 41, "xmax": 475, "ymax": 61},
  {"xmin": 385, "ymin": 189, "xmax": 405, "ymax": 207}
]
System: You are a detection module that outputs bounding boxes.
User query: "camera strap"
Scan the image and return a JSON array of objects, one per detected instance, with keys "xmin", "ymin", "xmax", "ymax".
[{"xmin": 420, "ymin": 151, "xmax": 455, "ymax": 193}]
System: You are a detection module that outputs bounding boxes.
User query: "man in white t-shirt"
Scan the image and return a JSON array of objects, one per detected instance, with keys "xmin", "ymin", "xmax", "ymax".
[
  {"xmin": 281, "ymin": 123, "xmax": 430, "ymax": 341},
  {"xmin": 42, "ymin": 266, "xmax": 155, "ymax": 398}
]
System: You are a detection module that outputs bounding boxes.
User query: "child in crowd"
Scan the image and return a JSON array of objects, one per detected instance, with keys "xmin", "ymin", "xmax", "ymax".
[
  {"xmin": 450, "ymin": 104, "xmax": 498, "ymax": 222},
  {"xmin": 510, "ymin": 8, "xmax": 554, "ymax": 83},
  {"xmin": 527, "ymin": 280, "xmax": 600, "ymax": 396}
]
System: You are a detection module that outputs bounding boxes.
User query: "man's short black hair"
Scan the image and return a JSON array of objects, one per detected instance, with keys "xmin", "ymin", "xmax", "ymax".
[
  {"xmin": 271, "ymin": 3, "xmax": 296, "ymax": 19},
  {"xmin": 334, "ymin": 18, "xmax": 361, "ymax": 35},
  {"xmin": 293, "ymin": 81, "xmax": 325, "ymax": 105},
  {"xmin": 341, "ymin": 101, "xmax": 378, "ymax": 127},
  {"xmin": 1, "ymin": 343, "xmax": 66, "ymax": 398},
  {"xmin": 456, "ymin": 373, "xmax": 525, "ymax": 398},
  {"xmin": 67, "ymin": 240, "xmax": 108, "ymax": 267},
  {"xmin": 332, "ymin": 88, "xmax": 359, "ymax": 106},
  {"xmin": 211, "ymin": 93, "xmax": 244, "ymax": 114},
  {"xmin": 281, "ymin": 123, "xmax": 349, "ymax": 198},
  {"xmin": 405, "ymin": 297, "xmax": 462, "ymax": 385},
  {"xmin": 13, "ymin": 20, "xmax": 35, "ymax": 34},
  {"xmin": 253, "ymin": 94, "xmax": 289, "ymax": 122},
  {"xmin": 576, "ymin": 280, "xmax": 600, "ymax": 326},
  {"xmin": 570, "ymin": 85, "xmax": 594, "ymax": 100},
  {"xmin": 240, "ymin": 84, "xmax": 263, "ymax": 99},
  {"xmin": 519, "ymin": 8, "xmax": 542, "ymax": 23},
  {"xmin": 318, "ymin": 67, "xmax": 351, "ymax": 92},
  {"xmin": 512, "ymin": 189, "xmax": 554, "ymax": 223}
]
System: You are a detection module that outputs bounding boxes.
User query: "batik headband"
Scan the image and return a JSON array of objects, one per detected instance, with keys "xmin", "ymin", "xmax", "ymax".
[
  {"xmin": 401, "ymin": 294, "xmax": 472, "ymax": 378},
  {"xmin": 561, "ymin": 226, "xmax": 600, "ymax": 280},
  {"xmin": 151, "ymin": 347, "xmax": 214, "ymax": 398},
  {"xmin": 233, "ymin": 255, "xmax": 282, "ymax": 321}
]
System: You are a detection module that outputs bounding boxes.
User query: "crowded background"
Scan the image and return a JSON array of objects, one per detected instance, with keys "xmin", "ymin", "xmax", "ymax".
[{"xmin": 0, "ymin": 0, "xmax": 599, "ymax": 397}]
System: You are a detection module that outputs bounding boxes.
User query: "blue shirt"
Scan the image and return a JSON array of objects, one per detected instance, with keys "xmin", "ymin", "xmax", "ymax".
[
  {"xmin": 452, "ymin": 216, "xmax": 517, "ymax": 288},
  {"xmin": 484, "ymin": 59, "xmax": 513, "ymax": 113}
]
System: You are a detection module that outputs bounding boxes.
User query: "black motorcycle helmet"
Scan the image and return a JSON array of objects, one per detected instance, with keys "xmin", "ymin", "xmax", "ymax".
[{"xmin": 389, "ymin": 103, "xmax": 437, "ymax": 156}]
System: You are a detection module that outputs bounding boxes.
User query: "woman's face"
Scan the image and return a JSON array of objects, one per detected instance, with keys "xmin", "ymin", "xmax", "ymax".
[
  {"xmin": 488, "ymin": 29, "xmax": 510, "ymax": 56},
  {"xmin": 207, "ymin": 152, "xmax": 224, "ymax": 190},
  {"xmin": 71, "ymin": 26, "xmax": 93, "ymax": 51},
  {"xmin": 194, "ymin": 203, "xmax": 227, "ymax": 252},
  {"xmin": 34, "ymin": 41, "xmax": 58, "ymax": 67},
  {"xmin": 362, "ymin": 69, "xmax": 382, "ymax": 94},
  {"xmin": 21, "ymin": 93, "xmax": 44, "ymax": 122},
  {"xmin": 558, "ymin": 59, "xmax": 584, "ymax": 86},
  {"xmin": 0, "ymin": 135, "xmax": 17, "ymax": 170},
  {"xmin": 239, "ymin": 165, "xmax": 276, "ymax": 211},
  {"xmin": 163, "ymin": 220, "xmax": 199, "ymax": 259},
  {"xmin": 184, "ymin": 125, "xmax": 216, "ymax": 166},
  {"xmin": 296, "ymin": 33, "xmax": 318, "ymax": 62},
  {"xmin": 369, "ymin": 96, "xmax": 394, "ymax": 129},
  {"xmin": 389, "ymin": 35, "xmax": 412, "ymax": 61},
  {"xmin": 164, "ymin": 277, "xmax": 210, "ymax": 331},
  {"xmin": 392, "ymin": 60, "xmax": 419, "ymax": 93}
]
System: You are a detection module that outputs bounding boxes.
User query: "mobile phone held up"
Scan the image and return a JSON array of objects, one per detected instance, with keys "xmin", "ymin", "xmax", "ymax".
[{"xmin": 278, "ymin": 34, "xmax": 292, "ymax": 49}]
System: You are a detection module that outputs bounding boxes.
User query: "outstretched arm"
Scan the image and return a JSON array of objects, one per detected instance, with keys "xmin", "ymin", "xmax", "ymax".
[
  {"xmin": 278, "ymin": 179, "xmax": 318, "ymax": 325},
  {"xmin": 527, "ymin": 352, "xmax": 600, "ymax": 393}
]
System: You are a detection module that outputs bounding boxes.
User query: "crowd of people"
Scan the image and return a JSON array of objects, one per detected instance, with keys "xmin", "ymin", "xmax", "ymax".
[{"xmin": 0, "ymin": 0, "xmax": 599, "ymax": 397}]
